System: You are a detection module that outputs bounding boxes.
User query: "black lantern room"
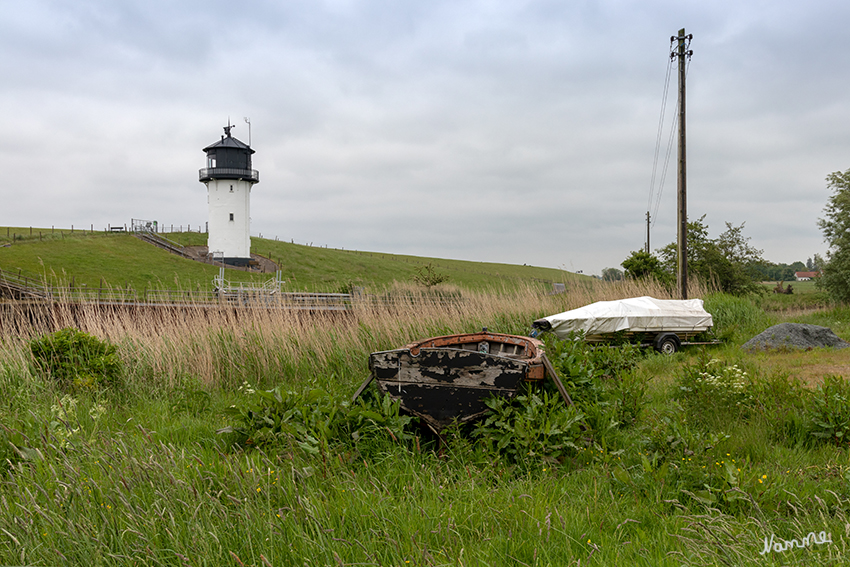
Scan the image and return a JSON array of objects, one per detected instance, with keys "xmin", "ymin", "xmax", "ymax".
[{"xmin": 198, "ymin": 124, "xmax": 259, "ymax": 184}]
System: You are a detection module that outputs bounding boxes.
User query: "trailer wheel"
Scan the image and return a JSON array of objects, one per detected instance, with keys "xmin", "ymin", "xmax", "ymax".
[{"xmin": 654, "ymin": 333, "xmax": 680, "ymax": 355}]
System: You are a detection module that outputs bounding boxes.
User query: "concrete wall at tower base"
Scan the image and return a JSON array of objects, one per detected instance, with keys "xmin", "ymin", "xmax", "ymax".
[{"xmin": 221, "ymin": 257, "xmax": 253, "ymax": 267}]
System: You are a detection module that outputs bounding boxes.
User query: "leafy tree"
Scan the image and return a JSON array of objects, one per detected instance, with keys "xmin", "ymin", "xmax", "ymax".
[
  {"xmin": 752, "ymin": 262, "xmax": 789, "ymax": 281},
  {"xmin": 657, "ymin": 216, "xmax": 763, "ymax": 295},
  {"xmin": 601, "ymin": 267, "xmax": 624, "ymax": 281},
  {"xmin": 621, "ymin": 250, "xmax": 669, "ymax": 282},
  {"xmin": 752, "ymin": 260, "xmax": 807, "ymax": 282},
  {"xmin": 817, "ymin": 168, "xmax": 850, "ymax": 302},
  {"xmin": 715, "ymin": 221, "xmax": 766, "ymax": 294},
  {"xmin": 716, "ymin": 222, "xmax": 764, "ymax": 269}
]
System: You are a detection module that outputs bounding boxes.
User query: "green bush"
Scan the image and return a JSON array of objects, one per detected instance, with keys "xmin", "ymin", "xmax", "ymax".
[
  {"xmin": 807, "ymin": 375, "xmax": 850, "ymax": 446},
  {"xmin": 29, "ymin": 328, "xmax": 123, "ymax": 391}
]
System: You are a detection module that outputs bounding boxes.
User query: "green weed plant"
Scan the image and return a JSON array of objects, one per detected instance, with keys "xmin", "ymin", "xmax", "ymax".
[
  {"xmin": 675, "ymin": 352, "xmax": 755, "ymax": 426},
  {"xmin": 221, "ymin": 380, "xmax": 415, "ymax": 457},
  {"xmin": 807, "ymin": 375, "xmax": 850, "ymax": 446},
  {"xmin": 471, "ymin": 390, "xmax": 585, "ymax": 468},
  {"xmin": 29, "ymin": 328, "xmax": 123, "ymax": 392},
  {"xmin": 543, "ymin": 333, "xmax": 647, "ymax": 430}
]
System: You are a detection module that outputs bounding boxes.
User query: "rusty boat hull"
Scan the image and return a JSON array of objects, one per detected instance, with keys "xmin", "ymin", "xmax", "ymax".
[{"xmin": 358, "ymin": 332, "xmax": 553, "ymax": 432}]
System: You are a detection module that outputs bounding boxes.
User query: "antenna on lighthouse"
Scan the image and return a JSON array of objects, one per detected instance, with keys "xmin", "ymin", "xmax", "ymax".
[{"xmin": 244, "ymin": 117, "xmax": 252, "ymax": 147}]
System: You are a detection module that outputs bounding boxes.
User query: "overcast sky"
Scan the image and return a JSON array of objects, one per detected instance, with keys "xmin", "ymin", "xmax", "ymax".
[{"xmin": 3, "ymin": 0, "xmax": 849, "ymax": 275}]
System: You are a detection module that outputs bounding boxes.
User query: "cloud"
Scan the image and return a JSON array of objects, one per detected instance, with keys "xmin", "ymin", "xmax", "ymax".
[{"xmin": 1, "ymin": 0, "xmax": 848, "ymax": 276}]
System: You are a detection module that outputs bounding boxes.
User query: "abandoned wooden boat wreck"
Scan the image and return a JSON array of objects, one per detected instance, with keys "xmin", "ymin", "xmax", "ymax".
[{"xmin": 352, "ymin": 330, "xmax": 571, "ymax": 432}]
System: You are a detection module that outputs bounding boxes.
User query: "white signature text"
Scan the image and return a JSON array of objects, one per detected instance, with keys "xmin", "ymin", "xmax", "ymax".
[{"xmin": 759, "ymin": 531, "xmax": 832, "ymax": 555}]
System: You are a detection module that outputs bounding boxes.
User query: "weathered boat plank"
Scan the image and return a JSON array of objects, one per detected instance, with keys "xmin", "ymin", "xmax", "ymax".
[
  {"xmin": 397, "ymin": 350, "xmax": 525, "ymax": 388},
  {"xmin": 376, "ymin": 382, "xmax": 520, "ymax": 429}
]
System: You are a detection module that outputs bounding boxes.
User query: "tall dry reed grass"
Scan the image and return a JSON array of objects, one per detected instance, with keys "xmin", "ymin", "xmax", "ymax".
[{"xmin": 0, "ymin": 278, "xmax": 711, "ymax": 392}]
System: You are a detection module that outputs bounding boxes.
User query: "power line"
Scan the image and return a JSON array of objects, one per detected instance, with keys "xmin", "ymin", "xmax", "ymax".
[
  {"xmin": 647, "ymin": 45, "xmax": 676, "ymax": 216},
  {"xmin": 650, "ymin": 47, "xmax": 693, "ymax": 231},
  {"xmin": 653, "ymin": 100, "xmax": 678, "ymax": 227}
]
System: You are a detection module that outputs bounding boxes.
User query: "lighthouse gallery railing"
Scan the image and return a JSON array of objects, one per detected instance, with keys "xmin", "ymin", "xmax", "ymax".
[{"xmin": 198, "ymin": 168, "xmax": 259, "ymax": 182}]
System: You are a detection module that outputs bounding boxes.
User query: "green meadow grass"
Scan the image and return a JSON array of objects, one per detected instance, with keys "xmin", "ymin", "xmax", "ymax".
[
  {"xmin": 756, "ymin": 280, "xmax": 832, "ymax": 312},
  {"xmin": 0, "ymin": 231, "xmax": 261, "ymax": 291},
  {"xmin": 167, "ymin": 231, "xmax": 588, "ymax": 293},
  {"xmin": 3, "ymin": 350, "xmax": 849, "ymax": 566},
  {"xmin": 2, "ymin": 245, "xmax": 850, "ymax": 565},
  {"xmin": 1, "ymin": 226, "xmax": 583, "ymax": 293}
]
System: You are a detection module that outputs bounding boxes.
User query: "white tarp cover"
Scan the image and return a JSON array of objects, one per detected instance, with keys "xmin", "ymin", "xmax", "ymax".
[{"xmin": 536, "ymin": 296, "xmax": 713, "ymax": 340}]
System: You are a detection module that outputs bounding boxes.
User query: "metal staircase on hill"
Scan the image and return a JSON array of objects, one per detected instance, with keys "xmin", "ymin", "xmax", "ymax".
[{"xmin": 131, "ymin": 226, "xmax": 195, "ymax": 261}]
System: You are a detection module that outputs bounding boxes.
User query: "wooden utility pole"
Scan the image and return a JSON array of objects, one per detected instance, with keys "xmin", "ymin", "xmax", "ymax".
[
  {"xmin": 645, "ymin": 211, "xmax": 651, "ymax": 254},
  {"xmin": 674, "ymin": 28, "xmax": 693, "ymax": 299}
]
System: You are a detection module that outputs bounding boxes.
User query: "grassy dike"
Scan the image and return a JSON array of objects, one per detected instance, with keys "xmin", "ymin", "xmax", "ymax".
[
  {"xmin": 0, "ymin": 227, "xmax": 583, "ymax": 293},
  {"xmin": 2, "ymin": 271, "xmax": 850, "ymax": 564}
]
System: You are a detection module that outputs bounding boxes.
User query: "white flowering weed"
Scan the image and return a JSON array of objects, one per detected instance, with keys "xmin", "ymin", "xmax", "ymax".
[{"xmin": 676, "ymin": 355, "xmax": 755, "ymax": 420}]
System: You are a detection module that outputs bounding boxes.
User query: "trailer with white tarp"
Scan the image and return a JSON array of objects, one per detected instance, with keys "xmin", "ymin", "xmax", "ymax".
[{"xmin": 532, "ymin": 296, "xmax": 716, "ymax": 353}]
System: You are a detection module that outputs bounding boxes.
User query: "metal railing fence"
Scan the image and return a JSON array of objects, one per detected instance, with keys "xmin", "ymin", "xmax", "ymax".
[{"xmin": 0, "ymin": 268, "xmax": 465, "ymax": 310}]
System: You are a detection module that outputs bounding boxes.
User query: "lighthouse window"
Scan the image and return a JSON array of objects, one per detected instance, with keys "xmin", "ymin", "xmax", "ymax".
[
  {"xmin": 207, "ymin": 155, "xmax": 216, "ymax": 168},
  {"xmin": 230, "ymin": 185, "xmax": 233, "ymax": 192},
  {"xmin": 229, "ymin": 213, "xmax": 234, "ymax": 221}
]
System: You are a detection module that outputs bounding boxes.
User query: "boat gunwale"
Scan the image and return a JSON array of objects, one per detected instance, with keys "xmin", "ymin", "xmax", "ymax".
[
  {"xmin": 402, "ymin": 331, "xmax": 544, "ymax": 361},
  {"xmin": 371, "ymin": 345, "xmax": 541, "ymax": 366}
]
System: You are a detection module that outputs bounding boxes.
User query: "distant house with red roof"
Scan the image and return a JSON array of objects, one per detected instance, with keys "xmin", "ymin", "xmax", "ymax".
[{"xmin": 795, "ymin": 271, "xmax": 820, "ymax": 281}]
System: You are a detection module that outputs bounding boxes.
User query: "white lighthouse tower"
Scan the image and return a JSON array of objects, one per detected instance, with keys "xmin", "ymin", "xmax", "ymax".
[{"xmin": 199, "ymin": 123, "xmax": 259, "ymax": 266}]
